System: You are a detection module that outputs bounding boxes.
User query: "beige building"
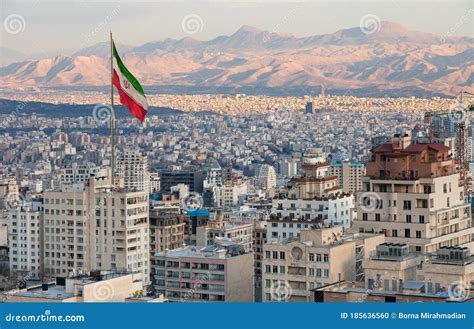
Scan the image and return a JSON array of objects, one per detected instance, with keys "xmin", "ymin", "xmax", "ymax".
[
  {"xmin": 43, "ymin": 176, "xmax": 150, "ymax": 284},
  {"xmin": 314, "ymin": 243, "xmax": 474, "ymax": 302},
  {"xmin": 262, "ymin": 226, "xmax": 384, "ymax": 302},
  {"xmin": 424, "ymin": 246, "xmax": 473, "ymax": 296},
  {"xmin": 3, "ymin": 271, "xmax": 145, "ymax": 302},
  {"xmin": 151, "ymin": 242, "xmax": 254, "ymax": 302},
  {"xmin": 329, "ymin": 161, "xmax": 366, "ymax": 194},
  {"xmin": 149, "ymin": 206, "xmax": 185, "ymax": 253},
  {"xmin": 354, "ymin": 134, "xmax": 473, "ymax": 253}
]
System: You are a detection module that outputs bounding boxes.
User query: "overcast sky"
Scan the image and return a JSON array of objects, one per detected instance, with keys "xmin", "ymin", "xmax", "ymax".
[{"xmin": 1, "ymin": 0, "xmax": 473, "ymax": 55}]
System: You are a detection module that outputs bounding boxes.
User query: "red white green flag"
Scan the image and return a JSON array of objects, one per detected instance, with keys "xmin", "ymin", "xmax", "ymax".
[{"xmin": 112, "ymin": 41, "xmax": 148, "ymax": 121}]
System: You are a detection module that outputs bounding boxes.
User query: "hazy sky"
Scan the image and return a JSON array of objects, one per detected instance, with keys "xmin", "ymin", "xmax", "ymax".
[{"xmin": 1, "ymin": 0, "xmax": 473, "ymax": 55}]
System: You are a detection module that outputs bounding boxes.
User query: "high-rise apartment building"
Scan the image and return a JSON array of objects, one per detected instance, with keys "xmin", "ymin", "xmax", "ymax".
[
  {"xmin": 116, "ymin": 148, "xmax": 150, "ymax": 192},
  {"xmin": 43, "ymin": 176, "xmax": 150, "ymax": 284},
  {"xmin": 354, "ymin": 134, "xmax": 473, "ymax": 253},
  {"xmin": 149, "ymin": 206, "xmax": 185, "ymax": 253},
  {"xmin": 329, "ymin": 161, "xmax": 366, "ymax": 194},
  {"xmin": 256, "ymin": 164, "xmax": 277, "ymax": 190},
  {"xmin": 8, "ymin": 197, "xmax": 44, "ymax": 278}
]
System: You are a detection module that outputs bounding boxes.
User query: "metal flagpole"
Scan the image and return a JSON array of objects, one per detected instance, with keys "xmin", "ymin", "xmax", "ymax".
[{"xmin": 110, "ymin": 31, "xmax": 116, "ymax": 187}]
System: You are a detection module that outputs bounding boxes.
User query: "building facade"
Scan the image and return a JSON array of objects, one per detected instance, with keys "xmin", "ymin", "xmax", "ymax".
[
  {"xmin": 354, "ymin": 134, "xmax": 473, "ymax": 253},
  {"xmin": 43, "ymin": 176, "xmax": 150, "ymax": 284},
  {"xmin": 262, "ymin": 226, "xmax": 384, "ymax": 302}
]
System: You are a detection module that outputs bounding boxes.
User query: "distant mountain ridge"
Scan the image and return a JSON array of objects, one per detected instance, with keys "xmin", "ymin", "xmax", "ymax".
[{"xmin": 1, "ymin": 22, "xmax": 473, "ymax": 96}]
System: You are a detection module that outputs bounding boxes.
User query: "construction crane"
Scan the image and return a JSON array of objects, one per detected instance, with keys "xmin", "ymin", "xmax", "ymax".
[{"xmin": 424, "ymin": 91, "xmax": 474, "ymax": 197}]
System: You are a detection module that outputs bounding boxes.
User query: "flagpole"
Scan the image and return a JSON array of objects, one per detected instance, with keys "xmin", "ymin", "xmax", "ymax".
[{"xmin": 110, "ymin": 31, "xmax": 115, "ymax": 187}]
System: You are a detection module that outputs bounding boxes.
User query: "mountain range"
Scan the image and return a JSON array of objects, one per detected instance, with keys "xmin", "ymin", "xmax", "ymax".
[{"xmin": 1, "ymin": 22, "xmax": 472, "ymax": 97}]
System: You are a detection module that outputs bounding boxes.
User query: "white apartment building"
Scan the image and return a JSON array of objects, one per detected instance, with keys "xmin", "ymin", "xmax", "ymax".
[
  {"xmin": 60, "ymin": 162, "xmax": 107, "ymax": 185},
  {"xmin": 43, "ymin": 176, "xmax": 150, "ymax": 284},
  {"xmin": 8, "ymin": 198, "xmax": 43, "ymax": 278},
  {"xmin": 116, "ymin": 148, "xmax": 150, "ymax": 192},
  {"xmin": 269, "ymin": 162, "xmax": 355, "ymax": 242},
  {"xmin": 256, "ymin": 164, "xmax": 277, "ymax": 190},
  {"xmin": 329, "ymin": 161, "xmax": 366, "ymax": 194},
  {"xmin": 354, "ymin": 134, "xmax": 473, "ymax": 253},
  {"xmin": 213, "ymin": 181, "xmax": 248, "ymax": 208}
]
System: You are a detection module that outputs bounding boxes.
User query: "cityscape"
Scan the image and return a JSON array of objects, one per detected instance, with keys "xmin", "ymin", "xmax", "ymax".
[{"xmin": 0, "ymin": 0, "xmax": 473, "ymax": 316}]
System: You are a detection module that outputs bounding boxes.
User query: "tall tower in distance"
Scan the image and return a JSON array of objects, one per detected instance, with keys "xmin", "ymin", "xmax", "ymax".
[{"xmin": 116, "ymin": 147, "xmax": 150, "ymax": 192}]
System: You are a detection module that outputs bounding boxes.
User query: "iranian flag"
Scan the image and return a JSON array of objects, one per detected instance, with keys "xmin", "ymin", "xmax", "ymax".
[{"xmin": 112, "ymin": 41, "xmax": 148, "ymax": 121}]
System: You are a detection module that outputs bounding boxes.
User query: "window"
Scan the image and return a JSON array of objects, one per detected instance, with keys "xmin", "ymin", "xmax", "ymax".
[
  {"xmin": 309, "ymin": 253, "xmax": 315, "ymax": 261},
  {"xmin": 419, "ymin": 215, "xmax": 425, "ymax": 224},
  {"xmin": 404, "ymin": 229, "xmax": 410, "ymax": 238},
  {"xmin": 403, "ymin": 200, "xmax": 411, "ymax": 210},
  {"xmin": 362, "ymin": 213, "xmax": 368, "ymax": 221},
  {"xmin": 416, "ymin": 231, "xmax": 421, "ymax": 239},
  {"xmin": 323, "ymin": 254, "xmax": 329, "ymax": 262},
  {"xmin": 406, "ymin": 215, "xmax": 411, "ymax": 223},
  {"xmin": 279, "ymin": 252, "xmax": 285, "ymax": 260},
  {"xmin": 392, "ymin": 230, "xmax": 398, "ymax": 237},
  {"xmin": 375, "ymin": 214, "xmax": 380, "ymax": 221}
]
